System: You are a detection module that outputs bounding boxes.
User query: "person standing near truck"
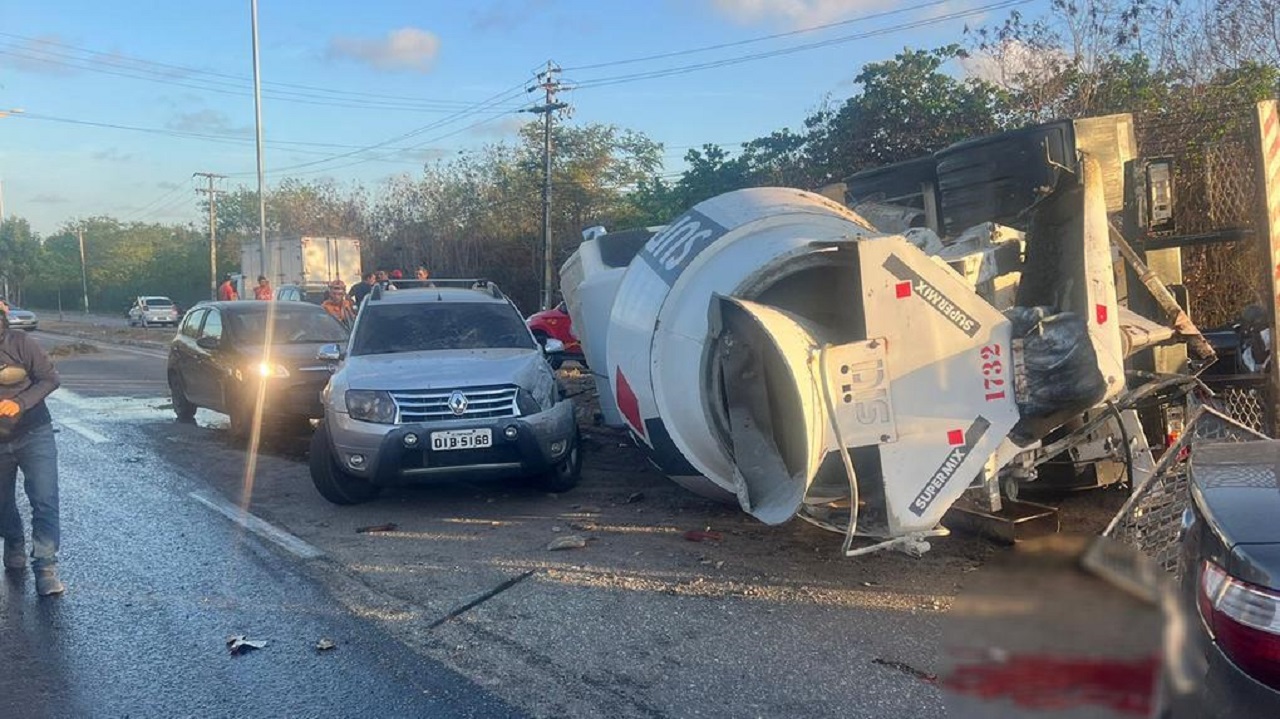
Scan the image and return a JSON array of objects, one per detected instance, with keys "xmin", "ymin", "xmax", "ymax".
[
  {"xmin": 0, "ymin": 300, "xmax": 65, "ymax": 596},
  {"xmin": 253, "ymin": 275, "xmax": 273, "ymax": 301},
  {"xmin": 349, "ymin": 272, "xmax": 376, "ymax": 308},
  {"xmin": 218, "ymin": 274, "xmax": 239, "ymax": 302},
  {"xmin": 322, "ymin": 281, "xmax": 355, "ymax": 326}
]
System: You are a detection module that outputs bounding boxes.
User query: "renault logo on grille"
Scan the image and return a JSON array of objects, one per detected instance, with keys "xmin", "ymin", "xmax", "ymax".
[{"xmin": 448, "ymin": 391, "xmax": 469, "ymax": 416}]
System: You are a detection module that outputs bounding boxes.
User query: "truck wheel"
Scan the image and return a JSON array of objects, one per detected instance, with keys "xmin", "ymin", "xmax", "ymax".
[
  {"xmin": 536, "ymin": 429, "xmax": 582, "ymax": 492},
  {"xmin": 169, "ymin": 373, "xmax": 197, "ymax": 423},
  {"xmin": 310, "ymin": 423, "xmax": 381, "ymax": 505}
]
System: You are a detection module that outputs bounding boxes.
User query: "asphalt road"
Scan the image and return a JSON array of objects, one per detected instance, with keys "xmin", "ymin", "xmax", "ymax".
[
  {"xmin": 0, "ymin": 334, "xmax": 519, "ymax": 718},
  {"xmin": 25, "ymin": 324, "xmax": 1135, "ymax": 718}
]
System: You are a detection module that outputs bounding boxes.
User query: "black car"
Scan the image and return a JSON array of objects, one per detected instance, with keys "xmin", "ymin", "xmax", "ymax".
[
  {"xmin": 167, "ymin": 301, "xmax": 349, "ymax": 439},
  {"xmin": 1174, "ymin": 441, "xmax": 1280, "ymax": 718}
]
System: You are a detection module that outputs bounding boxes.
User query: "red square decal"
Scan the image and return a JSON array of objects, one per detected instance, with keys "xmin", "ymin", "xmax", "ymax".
[
  {"xmin": 947, "ymin": 429, "xmax": 964, "ymax": 446},
  {"xmin": 895, "ymin": 281, "xmax": 912, "ymax": 299},
  {"xmin": 1096, "ymin": 304, "xmax": 1108, "ymax": 325}
]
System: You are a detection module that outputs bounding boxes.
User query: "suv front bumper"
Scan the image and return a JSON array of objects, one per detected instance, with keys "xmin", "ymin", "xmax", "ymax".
[{"xmin": 327, "ymin": 400, "xmax": 576, "ymax": 484}]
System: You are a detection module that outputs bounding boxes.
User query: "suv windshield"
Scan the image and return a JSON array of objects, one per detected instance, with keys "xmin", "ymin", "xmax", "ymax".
[
  {"xmin": 351, "ymin": 302, "xmax": 536, "ymax": 356},
  {"xmin": 229, "ymin": 307, "xmax": 349, "ymax": 344}
]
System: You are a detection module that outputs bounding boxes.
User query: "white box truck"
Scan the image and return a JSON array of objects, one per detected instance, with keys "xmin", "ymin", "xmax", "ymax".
[{"xmin": 238, "ymin": 236, "xmax": 362, "ymax": 296}]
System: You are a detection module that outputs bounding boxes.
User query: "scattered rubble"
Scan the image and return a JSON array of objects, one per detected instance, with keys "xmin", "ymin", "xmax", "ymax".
[{"xmin": 546, "ymin": 535, "xmax": 588, "ymax": 551}]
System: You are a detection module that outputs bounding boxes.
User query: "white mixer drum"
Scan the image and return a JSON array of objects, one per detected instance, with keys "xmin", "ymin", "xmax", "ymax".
[{"xmin": 606, "ymin": 187, "xmax": 879, "ymax": 509}]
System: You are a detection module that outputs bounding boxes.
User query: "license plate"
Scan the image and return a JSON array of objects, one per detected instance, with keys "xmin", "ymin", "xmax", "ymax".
[{"xmin": 431, "ymin": 429, "xmax": 492, "ymax": 451}]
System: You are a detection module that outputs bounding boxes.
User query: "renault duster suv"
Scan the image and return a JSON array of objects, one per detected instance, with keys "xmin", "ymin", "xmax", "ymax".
[{"xmin": 309, "ymin": 280, "xmax": 581, "ymax": 504}]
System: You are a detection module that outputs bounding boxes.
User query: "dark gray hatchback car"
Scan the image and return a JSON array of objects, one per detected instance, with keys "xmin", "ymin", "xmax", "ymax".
[{"xmin": 1173, "ymin": 441, "xmax": 1280, "ymax": 718}]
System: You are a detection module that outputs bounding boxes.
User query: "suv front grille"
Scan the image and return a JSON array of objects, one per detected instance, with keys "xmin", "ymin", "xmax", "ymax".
[{"xmin": 390, "ymin": 386, "xmax": 519, "ymax": 423}]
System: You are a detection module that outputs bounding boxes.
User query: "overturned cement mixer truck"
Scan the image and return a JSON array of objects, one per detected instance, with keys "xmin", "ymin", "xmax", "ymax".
[{"xmin": 560, "ymin": 114, "xmax": 1213, "ymax": 556}]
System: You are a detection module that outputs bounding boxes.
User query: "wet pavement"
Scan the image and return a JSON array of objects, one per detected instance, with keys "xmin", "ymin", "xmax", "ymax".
[{"xmin": 1, "ymin": 337, "xmax": 520, "ymax": 718}]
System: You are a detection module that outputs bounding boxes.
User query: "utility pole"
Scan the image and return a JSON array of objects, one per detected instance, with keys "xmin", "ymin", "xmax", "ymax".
[
  {"xmin": 249, "ymin": 0, "xmax": 268, "ymax": 274},
  {"xmin": 194, "ymin": 172, "xmax": 226, "ymax": 301},
  {"xmin": 525, "ymin": 61, "xmax": 567, "ymax": 310},
  {"xmin": 77, "ymin": 226, "xmax": 89, "ymax": 314}
]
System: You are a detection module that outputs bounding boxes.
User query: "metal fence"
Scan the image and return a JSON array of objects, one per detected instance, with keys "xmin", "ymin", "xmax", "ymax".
[
  {"xmin": 1133, "ymin": 105, "xmax": 1267, "ymax": 329},
  {"xmin": 1103, "ymin": 404, "xmax": 1269, "ymax": 577}
]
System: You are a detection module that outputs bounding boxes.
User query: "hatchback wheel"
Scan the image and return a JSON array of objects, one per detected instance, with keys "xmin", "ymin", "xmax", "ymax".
[
  {"xmin": 169, "ymin": 373, "xmax": 197, "ymax": 423},
  {"xmin": 309, "ymin": 423, "xmax": 381, "ymax": 505}
]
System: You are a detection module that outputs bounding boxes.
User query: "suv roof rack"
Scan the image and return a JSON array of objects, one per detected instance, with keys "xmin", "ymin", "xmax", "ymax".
[{"xmin": 368, "ymin": 278, "xmax": 504, "ymax": 302}]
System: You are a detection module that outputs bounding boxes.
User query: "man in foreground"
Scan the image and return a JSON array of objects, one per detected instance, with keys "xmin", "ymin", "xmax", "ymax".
[{"xmin": 0, "ymin": 301, "xmax": 64, "ymax": 596}]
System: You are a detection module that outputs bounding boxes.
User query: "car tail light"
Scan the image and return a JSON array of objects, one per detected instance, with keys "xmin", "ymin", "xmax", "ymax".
[{"xmin": 1198, "ymin": 559, "xmax": 1280, "ymax": 689}]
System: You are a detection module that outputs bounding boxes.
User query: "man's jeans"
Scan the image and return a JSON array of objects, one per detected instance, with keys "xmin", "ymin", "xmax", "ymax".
[{"xmin": 0, "ymin": 422, "xmax": 59, "ymax": 568}]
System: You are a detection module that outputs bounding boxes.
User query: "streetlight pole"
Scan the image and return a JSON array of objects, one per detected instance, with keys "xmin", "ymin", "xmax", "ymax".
[
  {"xmin": 77, "ymin": 226, "xmax": 89, "ymax": 314},
  {"xmin": 249, "ymin": 0, "xmax": 268, "ymax": 270}
]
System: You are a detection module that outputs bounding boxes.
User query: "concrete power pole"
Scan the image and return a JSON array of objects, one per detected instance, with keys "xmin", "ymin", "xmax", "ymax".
[
  {"xmin": 194, "ymin": 172, "xmax": 226, "ymax": 301},
  {"xmin": 526, "ymin": 62, "xmax": 567, "ymax": 311},
  {"xmin": 77, "ymin": 226, "xmax": 89, "ymax": 314}
]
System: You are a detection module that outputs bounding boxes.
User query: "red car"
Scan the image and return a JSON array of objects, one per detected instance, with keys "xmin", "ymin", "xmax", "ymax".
[{"xmin": 527, "ymin": 301, "xmax": 585, "ymax": 369}]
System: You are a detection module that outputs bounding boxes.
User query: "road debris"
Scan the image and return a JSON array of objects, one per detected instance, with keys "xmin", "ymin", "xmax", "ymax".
[
  {"xmin": 226, "ymin": 635, "xmax": 267, "ymax": 656},
  {"xmin": 625, "ymin": 492, "xmax": 645, "ymax": 504},
  {"xmin": 872, "ymin": 657, "xmax": 937, "ymax": 683},
  {"xmin": 571, "ymin": 504, "xmax": 602, "ymax": 513},
  {"xmin": 683, "ymin": 529, "xmax": 723, "ymax": 543},
  {"xmin": 48, "ymin": 342, "xmax": 100, "ymax": 358},
  {"xmin": 315, "ymin": 638, "xmax": 337, "ymax": 651},
  {"xmin": 356, "ymin": 523, "xmax": 398, "ymax": 534},
  {"xmin": 546, "ymin": 535, "xmax": 588, "ymax": 551}
]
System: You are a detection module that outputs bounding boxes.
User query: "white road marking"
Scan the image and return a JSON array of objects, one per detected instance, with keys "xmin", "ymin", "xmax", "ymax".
[
  {"xmin": 188, "ymin": 490, "xmax": 324, "ymax": 560},
  {"xmin": 58, "ymin": 419, "xmax": 110, "ymax": 444}
]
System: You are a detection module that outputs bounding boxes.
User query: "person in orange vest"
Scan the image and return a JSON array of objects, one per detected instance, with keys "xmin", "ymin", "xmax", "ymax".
[
  {"xmin": 253, "ymin": 275, "xmax": 273, "ymax": 301},
  {"xmin": 321, "ymin": 281, "xmax": 355, "ymax": 326},
  {"xmin": 217, "ymin": 274, "xmax": 238, "ymax": 301}
]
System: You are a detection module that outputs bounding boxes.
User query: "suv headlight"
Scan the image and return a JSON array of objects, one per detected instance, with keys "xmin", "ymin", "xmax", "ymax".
[
  {"xmin": 516, "ymin": 387, "xmax": 549, "ymax": 416},
  {"xmin": 346, "ymin": 390, "xmax": 397, "ymax": 423}
]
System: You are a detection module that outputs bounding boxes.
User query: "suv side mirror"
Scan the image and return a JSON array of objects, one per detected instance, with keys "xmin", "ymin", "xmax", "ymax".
[
  {"xmin": 317, "ymin": 343, "xmax": 344, "ymax": 361},
  {"xmin": 543, "ymin": 338, "xmax": 565, "ymax": 355},
  {"xmin": 196, "ymin": 336, "xmax": 220, "ymax": 350}
]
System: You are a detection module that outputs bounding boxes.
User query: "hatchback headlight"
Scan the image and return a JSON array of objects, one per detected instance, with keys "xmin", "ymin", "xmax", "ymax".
[
  {"xmin": 346, "ymin": 390, "xmax": 397, "ymax": 424},
  {"xmin": 255, "ymin": 362, "xmax": 291, "ymax": 378}
]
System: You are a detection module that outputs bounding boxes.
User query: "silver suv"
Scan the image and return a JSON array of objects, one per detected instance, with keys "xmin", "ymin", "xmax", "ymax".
[{"xmin": 309, "ymin": 280, "xmax": 581, "ymax": 504}]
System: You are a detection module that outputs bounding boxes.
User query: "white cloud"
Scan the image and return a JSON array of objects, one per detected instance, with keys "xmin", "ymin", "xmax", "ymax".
[
  {"xmin": 91, "ymin": 148, "xmax": 135, "ymax": 163},
  {"xmin": 959, "ymin": 38, "xmax": 1069, "ymax": 89},
  {"xmin": 327, "ymin": 28, "xmax": 441, "ymax": 74},
  {"xmin": 710, "ymin": 0, "xmax": 891, "ymax": 28},
  {"xmin": 166, "ymin": 109, "xmax": 253, "ymax": 136}
]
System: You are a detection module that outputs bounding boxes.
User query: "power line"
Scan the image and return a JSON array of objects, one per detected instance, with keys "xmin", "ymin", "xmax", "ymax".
[
  {"xmin": 0, "ymin": 34, "xmax": 527, "ymax": 113},
  {"xmin": 563, "ymin": 0, "xmax": 959, "ymax": 72},
  {"xmin": 570, "ymin": 0, "xmax": 1034, "ymax": 90}
]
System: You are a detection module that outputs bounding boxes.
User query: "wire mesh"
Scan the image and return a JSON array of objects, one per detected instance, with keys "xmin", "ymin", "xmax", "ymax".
[
  {"xmin": 1133, "ymin": 105, "xmax": 1267, "ymax": 328},
  {"xmin": 1202, "ymin": 376, "xmax": 1272, "ymax": 436},
  {"xmin": 1102, "ymin": 405, "xmax": 1269, "ymax": 577}
]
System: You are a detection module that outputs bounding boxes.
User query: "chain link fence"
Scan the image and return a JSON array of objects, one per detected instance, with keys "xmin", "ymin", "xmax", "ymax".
[
  {"xmin": 1133, "ymin": 105, "xmax": 1266, "ymax": 329},
  {"xmin": 1103, "ymin": 404, "xmax": 1269, "ymax": 577}
]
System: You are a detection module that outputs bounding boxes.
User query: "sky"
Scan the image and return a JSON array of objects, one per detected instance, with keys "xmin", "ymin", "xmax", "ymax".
[{"xmin": 0, "ymin": 0, "xmax": 1049, "ymax": 235}]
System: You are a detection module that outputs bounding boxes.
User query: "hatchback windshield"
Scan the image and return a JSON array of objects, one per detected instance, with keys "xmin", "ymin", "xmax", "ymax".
[
  {"xmin": 229, "ymin": 307, "xmax": 349, "ymax": 345},
  {"xmin": 351, "ymin": 302, "xmax": 535, "ymax": 356}
]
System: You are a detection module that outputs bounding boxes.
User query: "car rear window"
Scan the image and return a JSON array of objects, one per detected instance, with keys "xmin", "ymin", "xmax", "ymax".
[
  {"xmin": 145, "ymin": 298, "xmax": 174, "ymax": 307},
  {"xmin": 350, "ymin": 302, "xmax": 536, "ymax": 356},
  {"xmin": 229, "ymin": 307, "xmax": 349, "ymax": 344}
]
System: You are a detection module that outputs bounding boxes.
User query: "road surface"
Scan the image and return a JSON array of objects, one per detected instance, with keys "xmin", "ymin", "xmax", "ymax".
[{"xmin": 1, "ymin": 334, "xmax": 518, "ymax": 718}]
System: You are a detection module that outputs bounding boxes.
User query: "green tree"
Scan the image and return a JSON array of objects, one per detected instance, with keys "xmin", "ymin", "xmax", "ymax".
[{"xmin": 804, "ymin": 46, "xmax": 1008, "ymax": 182}]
